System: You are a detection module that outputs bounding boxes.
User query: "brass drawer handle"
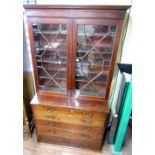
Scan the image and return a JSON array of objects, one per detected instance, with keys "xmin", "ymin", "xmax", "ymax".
[
  {"xmin": 82, "ymin": 117, "xmax": 92, "ymax": 124},
  {"xmin": 82, "ymin": 118, "xmax": 86, "ymax": 123},
  {"xmin": 89, "ymin": 112, "xmax": 92, "ymax": 116},
  {"xmin": 87, "ymin": 127, "xmax": 90, "ymax": 131},
  {"xmin": 70, "ymin": 110, "xmax": 74, "ymax": 113},
  {"xmin": 82, "ymin": 126, "xmax": 90, "ymax": 131},
  {"xmin": 44, "ymin": 107, "xmax": 54, "ymax": 112},
  {"xmin": 85, "ymin": 116, "xmax": 92, "ymax": 124},
  {"xmin": 49, "ymin": 130, "xmax": 55, "ymax": 134},
  {"xmin": 47, "ymin": 122, "xmax": 55, "ymax": 127},
  {"xmin": 83, "ymin": 112, "xmax": 92, "ymax": 116},
  {"xmin": 46, "ymin": 115, "xmax": 55, "ymax": 120}
]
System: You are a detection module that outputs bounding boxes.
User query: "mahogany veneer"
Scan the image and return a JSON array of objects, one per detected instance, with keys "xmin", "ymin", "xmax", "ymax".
[{"xmin": 24, "ymin": 5, "xmax": 130, "ymax": 150}]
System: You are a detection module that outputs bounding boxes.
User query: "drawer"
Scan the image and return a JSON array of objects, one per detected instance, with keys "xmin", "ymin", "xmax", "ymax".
[
  {"xmin": 32, "ymin": 105, "xmax": 107, "ymax": 127},
  {"xmin": 36, "ymin": 125, "xmax": 102, "ymax": 141},
  {"xmin": 37, "ymin": 134, "xmax": 101, "ymax": 150},
  {"xmin": 35, "ymin": 119, "xmax": 105, "ymax": 136}
]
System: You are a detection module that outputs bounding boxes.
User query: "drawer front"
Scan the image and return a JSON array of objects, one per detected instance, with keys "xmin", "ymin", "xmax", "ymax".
[
  {"xmin": 32, "ymin": 105, "xmax": 107, "ymax": 127},
  {"xmin": 37, "ymin": 134, "xmax": 101, "ymax": 150},
  {"xmin": 36, "ymin": 124, "xmax": 102, "ymax": 141},
  {"xmin": 35, "ymin": 119, "xmax": 104, "ymax": 136}
]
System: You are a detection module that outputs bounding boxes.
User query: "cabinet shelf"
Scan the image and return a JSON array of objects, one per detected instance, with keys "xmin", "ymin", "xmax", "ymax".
[
  {"xmin": 78, "ymin": 32, "xmax": 115, "ymax": 37},
  {"xmin": 38, "ymin": 67, "xmax": 66, "ymax": 75},
  {"xmin": 33, "ymin": 30, "xmax": 67, "ymax": 35},
  {"xmin": 35, "ymin": 44, "xmax": 67, "ymax": 52},
  {"xmin": 76, "ymin": 79, "xmax": 107, "ymax": 85},
  {"xmin": 77, "ymin": 47, "xmax": 112, "ymax": 54},
  {"xmin": 76, "ymin": 60, "xmax": 111, "ymax": 66},
  {"xmin": 77, "ymin": 43, "xmax": 112, "ymax": 49},
  {"xmin": 77, "ymin": 34, "xmax": 114, "ymax": 48},
  {"xmin": 37, "ymin": 58, "xmax": 67, "ymax": 65},
  {"xmin": 76, "ymin": 64, "xmax": 110, "ymax": 75},
  {"xmin": 76, "ymin": 70, "xmax": 108, "ymax": 78},
  {"xmin": 37, "ymin": 66, "xmax": 66, "ymax": 71},
  {"xmin": 39, "ymin": 76, "xmax": 67, "ymax": 81},
  {"xmin": 77, "ymin": 50, "xmax": 112, "ymax": 55},
  {"xmin": 39, "ymin": 70, "xmax": 66, "ymax": 81},
  {"xmin": 76, "ymin": 70, "xmax": 109, "ymax": 75},
  {"xmin": 39, "ymin": 85, "xmax": 66, "ymax": 93},
  {"xmin": 36, "ymin": 48, "xmax": 67, "ymax": 52}
]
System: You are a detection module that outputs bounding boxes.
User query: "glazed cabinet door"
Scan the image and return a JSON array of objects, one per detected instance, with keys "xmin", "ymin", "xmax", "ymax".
[
  {"xmin": 27, "ymin": 18, "xmax": 72, "ymax": 97},
  {"xmin": 72, "ymin": 19, "xmax": 123, "ymax": 99}
]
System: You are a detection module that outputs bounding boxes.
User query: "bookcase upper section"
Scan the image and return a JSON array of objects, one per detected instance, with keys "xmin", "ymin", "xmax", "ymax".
[{"xmin": 24, "ymin": 5, "xmax": 131, "ymax": 100}]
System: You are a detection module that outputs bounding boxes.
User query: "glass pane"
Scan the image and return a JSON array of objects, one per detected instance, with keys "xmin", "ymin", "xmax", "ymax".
[
  {"xmin": 76, "ymin": 24, "xmax": 116, "ymax": 97},
  {"xmin": 32, "ymin": 23, "xmax": 67, "ymax": 93}
]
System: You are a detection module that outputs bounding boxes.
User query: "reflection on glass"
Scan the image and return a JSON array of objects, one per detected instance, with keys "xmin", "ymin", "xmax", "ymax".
[
  {"xmin": 32, "ymin": 23, "xmax": 67, "ymax": 93},
  {"xmin": 75, "ymin": 24, "xmax": 116, "ymax": 97}
]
